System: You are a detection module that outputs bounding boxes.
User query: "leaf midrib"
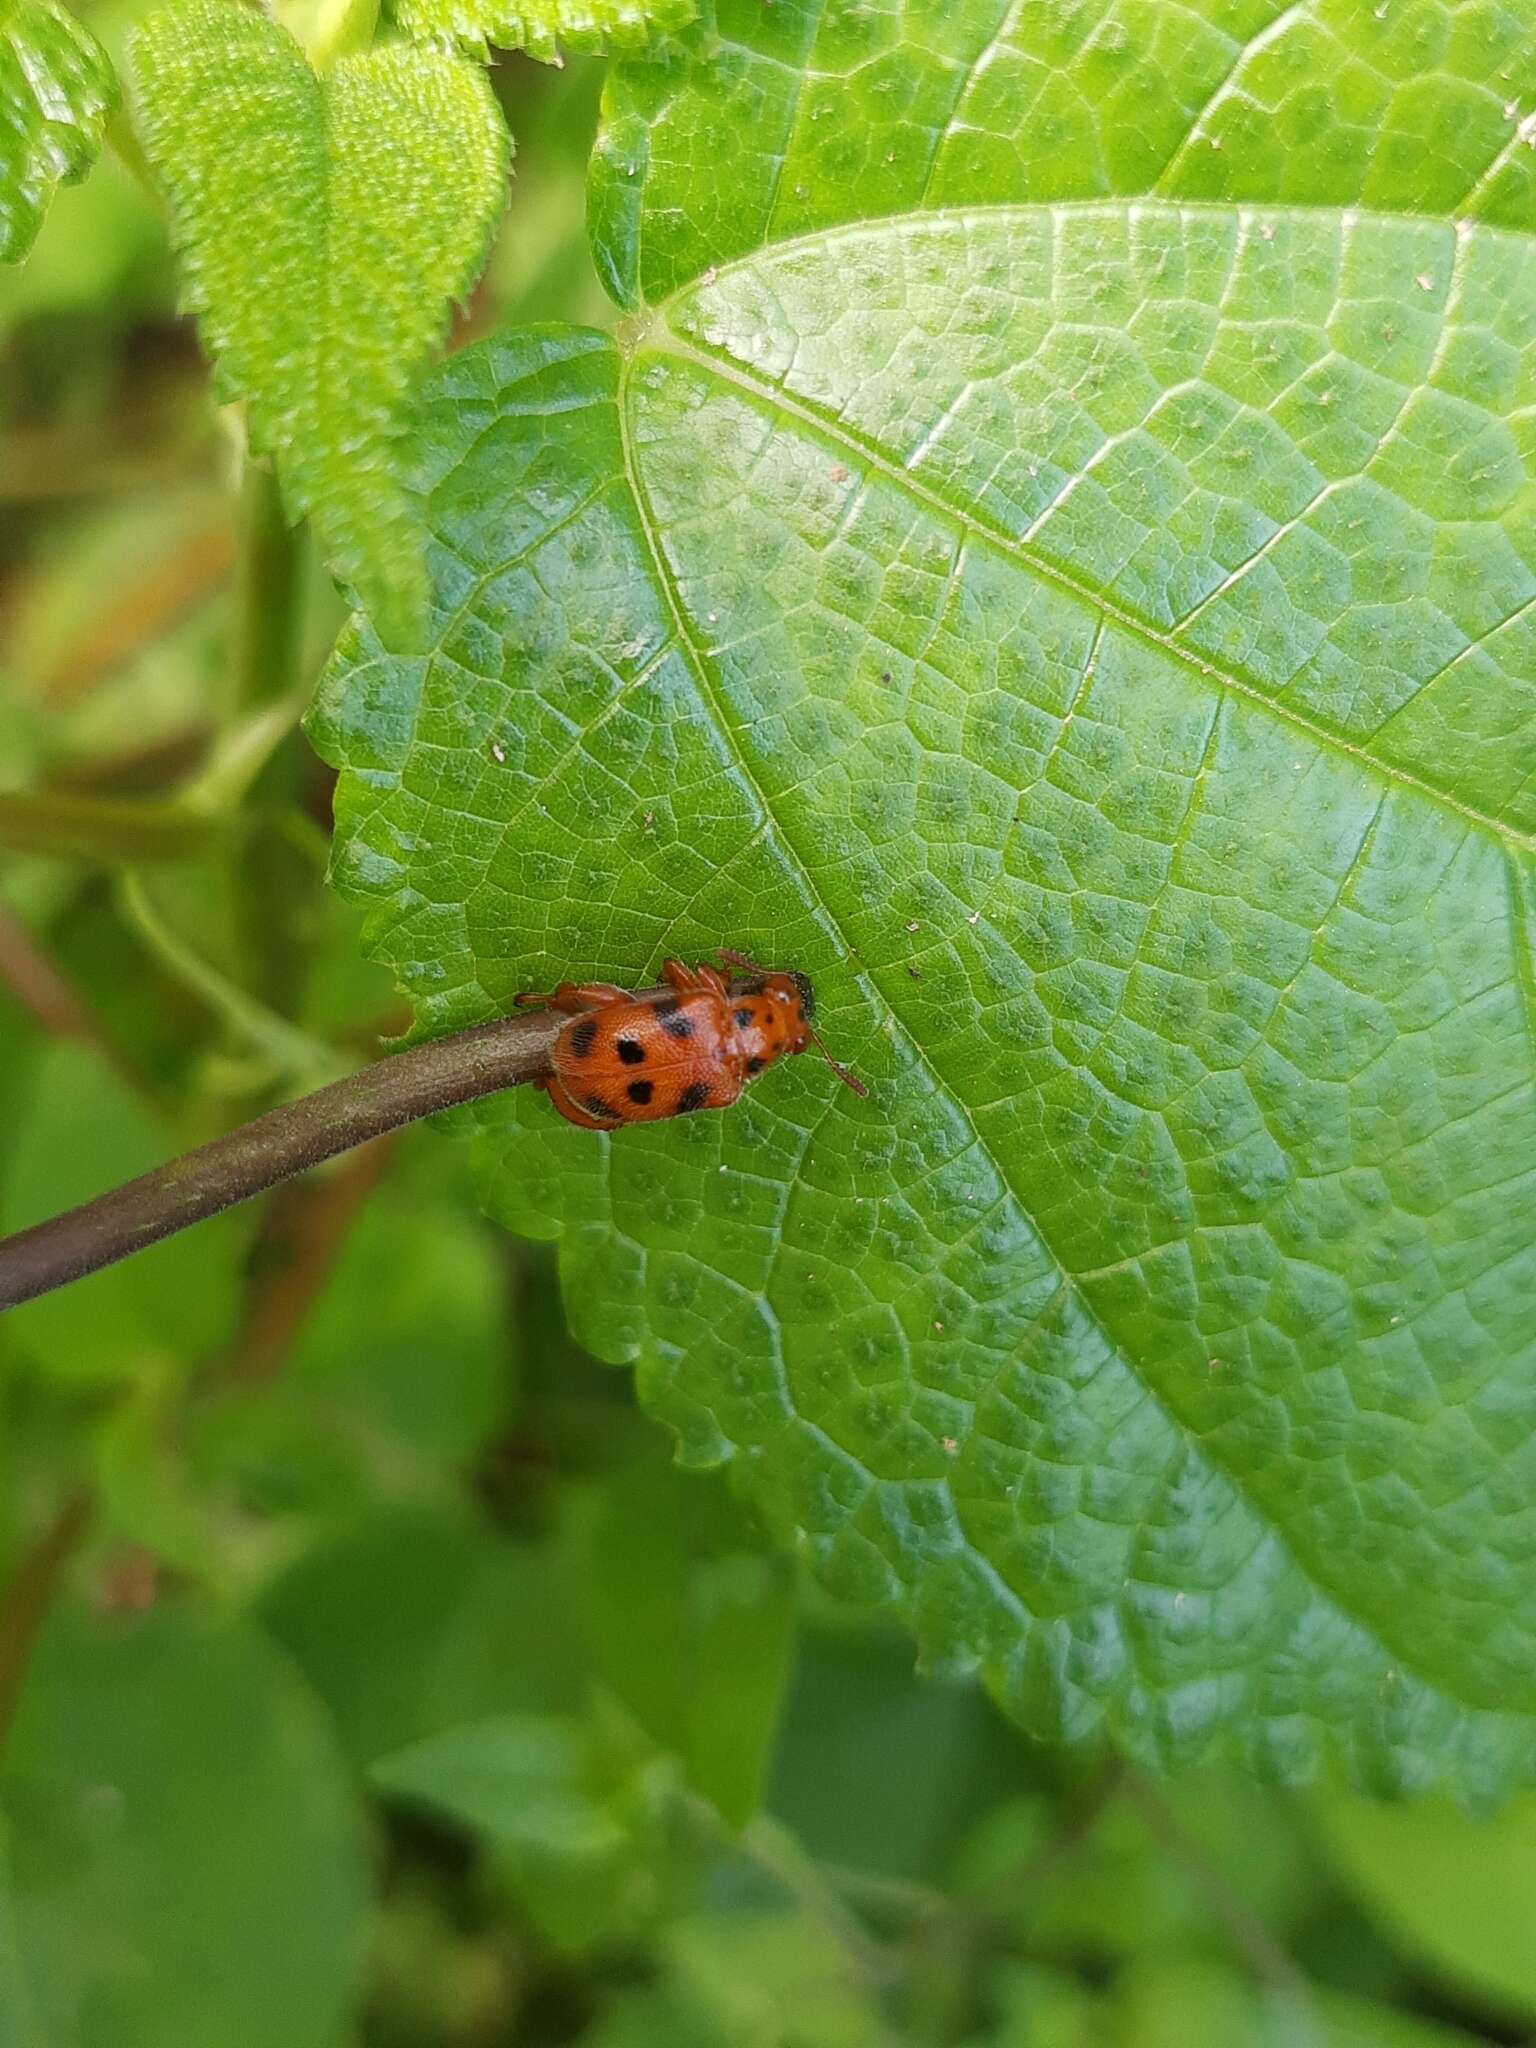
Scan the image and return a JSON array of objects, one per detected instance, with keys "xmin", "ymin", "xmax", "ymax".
[
  {"xmin": 611, "ymin": 347, "xmax": 1518, "ymax": 1722},
  {"xmin": 645, "ymin": 305, "xmax": 1535, "ymax": 858}
]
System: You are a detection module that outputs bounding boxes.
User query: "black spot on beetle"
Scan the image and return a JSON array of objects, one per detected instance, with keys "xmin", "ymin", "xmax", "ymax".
[
  {"xmin": 585, "ymin": 1094, "xmax": 615, "ymax": 1118},
  {"xmin": 790, "ymin": 971, "xmax": 815, "ymax": 1020},
  {"xmin": 678, "ymin": 1081, "xmax": 710, "ymax": 1114},
  {"xmin": 569, "ymin": 1016, "xmax": 599, "ymax": 1058},
  {"xmin": 627, "ymin": 1079, "xmax": 654, "ymax": 1105},
  {"xmin": 745, "ymin": 1056, "xmax": 764, "ymax": 1076},
  {"xmin": 733, "ymin": 1007, "xmax": 755, "ymax": 1029},
  {"xmin": 660, "ymin": 1012, "xmax": 694, "ymax": 1040},
  {"xmin": 617, "ymin": 1037, "xmax": 645, "ymax": 1065}
]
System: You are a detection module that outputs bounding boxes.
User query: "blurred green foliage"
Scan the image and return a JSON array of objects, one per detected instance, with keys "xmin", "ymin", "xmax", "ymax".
[{"xmin": 4, "ymin": 1, "xmax": 1536, "ymax": 2044}]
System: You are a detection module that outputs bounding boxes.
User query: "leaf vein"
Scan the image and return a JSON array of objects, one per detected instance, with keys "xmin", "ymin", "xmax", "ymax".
[{"xmin": 655, "ymin": 324, "xmax": 1536, "ymax": 854}]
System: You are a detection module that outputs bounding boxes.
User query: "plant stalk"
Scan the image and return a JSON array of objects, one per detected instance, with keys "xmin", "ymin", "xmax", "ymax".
[
  {"xmin": 0, "ymin": 1008, "xmax": 562, "ymax": 1312},
  {"xmin": 0, "ymin": 788, "xmax": 212, "ymax": 863},
  {"xmin": 0, "ymin": 975, "xmax": 759, "ymax": 1312},
  {"xmin": 233, "ymin": 459, "xmax": 306, "ymax": 714}
]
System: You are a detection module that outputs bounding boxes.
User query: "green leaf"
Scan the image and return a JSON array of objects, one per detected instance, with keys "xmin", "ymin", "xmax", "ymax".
[
  {"xmin": 583, "ymin": 1457, "xmax": 793, "ymax": 1827},
  {"xmin": 983, "ymin": 1968, "xmax": 1489, "ymax": 2048},
  {"xmin": 0, "ymin": 0, "xmax": 116, "ymax": 265},
  {"xmin": 1317, "ymin": 1993, "xmax": 1491, "ymax": 2048},
  {"xmin": 374, "ymin": 1712, "xmax": 627, "ymax": 1852},
  {"xmin": 371, "ymin": 1709, "xmax": 691, "ymax": 1949},
  {"xmin": 1, "ymin": 1597, "xmax": 371, "ymax": 2048},
  {"xmin": 981, "ymin": 1772, "xmax": 1309, "ymax": 1967},
  {"xmin": 769, "ymin": 1620, "xmax": 1025, "ymax": 1884},
  {"xmin": 590, "ymin": 0, "xmax": 1536, "ymax": 308},
  {"xmin": 261, "ymin": 1501, "xmax": 586, "ymax": 1765},
  {"xmin": 665, "ymin": 1905, "xmax": 888, "ymax": 2048},
  {"xmin": 391, "ymin": 0, "xmax": 696, "ymax": 66},
  {"xmin": 128, "ymin": 0, "xmax": 508, "ymax": 643},
  {"xmin": 1316, "ymin": 1791, "xmax": 1536, "ymax": 2023},
  {"xmin": 313, "ymin": 0, "xmax": 1536, "ymax": 1797},
  {"xmin": 1100, "ymin": 1958, "xmax": 1267, "ymax": 2048}
]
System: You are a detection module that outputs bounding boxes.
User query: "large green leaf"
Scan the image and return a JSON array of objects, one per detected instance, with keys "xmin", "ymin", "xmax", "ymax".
[
  {"xmin": 311, "ymin": 0, "xmax": 1536, "ymax": 1796},
  {"xmin": 0, "ymin": 0, "xmax": 116, "ymax": 265},
  {"xmin": 128, "ymin": 0, "xmax": 508, "ymax": 641}
]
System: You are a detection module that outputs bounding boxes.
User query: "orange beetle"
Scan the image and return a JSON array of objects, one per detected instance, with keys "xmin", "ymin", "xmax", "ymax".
[{"xmin": 515, "ymin": 949, "xmax": 867, "ymax": 1132}]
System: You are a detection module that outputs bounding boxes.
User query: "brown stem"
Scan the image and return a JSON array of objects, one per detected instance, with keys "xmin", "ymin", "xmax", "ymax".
[
  {"xmin": 0, "ymin": 1007, "xmax": 565, "ymax": 1311},
  {"xmin": 0, "ymin": 977, "xmax": 755, "ymax": 1313}
]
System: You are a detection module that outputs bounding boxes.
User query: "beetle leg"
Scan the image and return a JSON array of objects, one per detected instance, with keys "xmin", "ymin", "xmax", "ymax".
[
  {"xmin": 662, "ymin": 957, "xmax": 729, "ymax": 999},
  {"xmin": 515, "ymin": 980, "xmax": 631, "ymax": 1014}
]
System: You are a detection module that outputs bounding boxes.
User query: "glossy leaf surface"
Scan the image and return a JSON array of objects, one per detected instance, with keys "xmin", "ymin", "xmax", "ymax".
[
  {"xmin": 0, "ymin": 0, "xmax": 116, "ymax": 264},
  {"xmin": 313, "ymin": 0, "xmax": 1536, "ymax": 1794}
]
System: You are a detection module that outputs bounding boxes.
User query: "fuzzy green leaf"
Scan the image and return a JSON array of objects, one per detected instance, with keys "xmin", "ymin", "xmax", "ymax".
[
  {"xmin": 391, "ymin": 0, "xmax": 696, "ymax": 65},
  {"xmin": 312, "ymin": 0, "xmax": 1536, "ymax": 1797},
  {"xmin": 0, "ymin": 0, "xmax": 116, "ymax": 264},
  {"xmin": 128, "ymin": 0, "xmax": 508, "ymax": 642},
  {"xmin": 2, "ymin": 1598, "xmax": 371, "ymax": 2048}
]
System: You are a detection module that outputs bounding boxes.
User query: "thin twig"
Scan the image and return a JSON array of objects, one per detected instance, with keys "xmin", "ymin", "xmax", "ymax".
[
  {"xmin": 0, "ymin": 976, "xmax": 757, "ymax": 1312},
  {"xmin": 0, "ymin": 1011, "xmax": 553, "ymax": 1311},
  {"xmin": 0, "ymin": 787, "xmax": 213, "ymax": 863},
  {"xmin": 232, "ymin": 460, "xmax": 306, "ymax": 714}
]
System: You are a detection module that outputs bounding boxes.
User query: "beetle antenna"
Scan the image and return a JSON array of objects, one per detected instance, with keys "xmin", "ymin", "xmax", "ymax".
[{"xmin": 809, "ymin": 1028, "xmax": 870, "ymax": 1098}]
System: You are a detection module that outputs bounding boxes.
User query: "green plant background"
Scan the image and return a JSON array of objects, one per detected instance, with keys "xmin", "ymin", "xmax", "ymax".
[{"xmin": 3, "ymin": 0, "xmax": 1536, "ymax": 2042}]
